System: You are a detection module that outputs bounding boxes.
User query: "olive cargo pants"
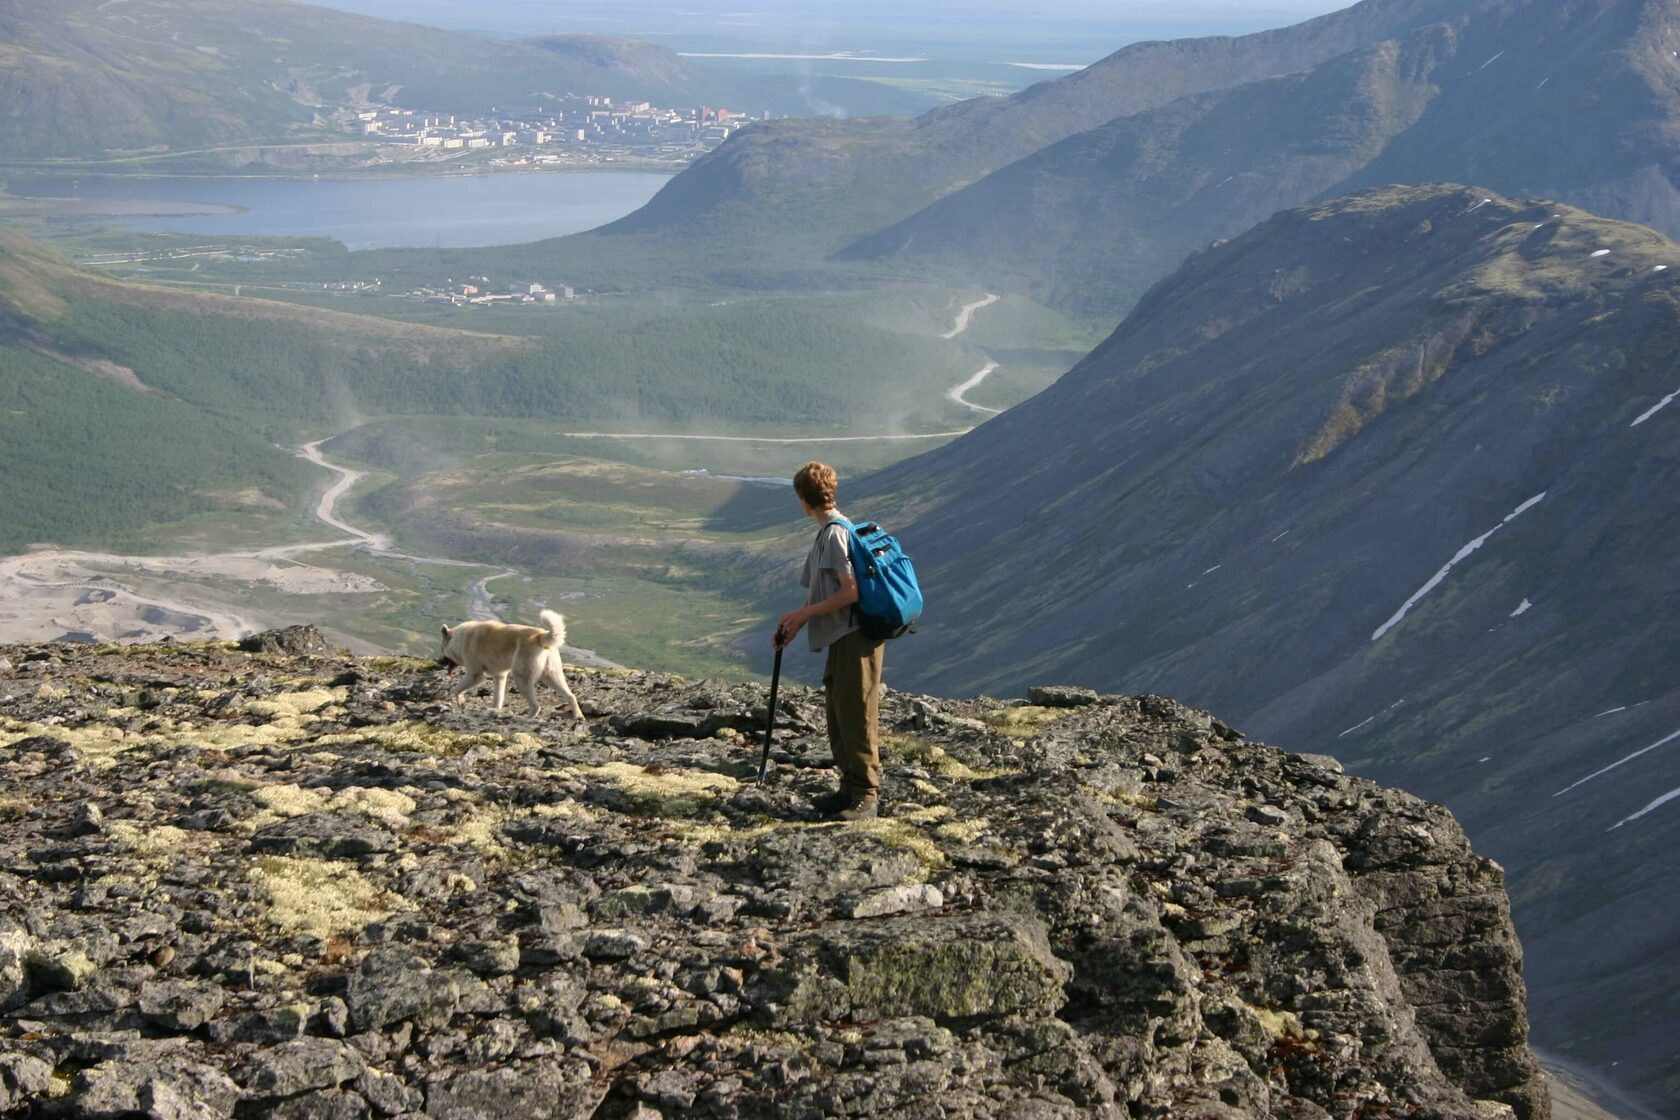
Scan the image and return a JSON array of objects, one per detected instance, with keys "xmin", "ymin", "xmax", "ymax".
[{"xmin": 823, "ymin": 629, "xmax": 886, "ymax": 799}]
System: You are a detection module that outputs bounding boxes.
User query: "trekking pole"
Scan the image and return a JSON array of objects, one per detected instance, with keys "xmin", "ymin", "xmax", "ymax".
[{"xmin": 758, "ymin": 626, "xmax": 785, "ymax": 784}]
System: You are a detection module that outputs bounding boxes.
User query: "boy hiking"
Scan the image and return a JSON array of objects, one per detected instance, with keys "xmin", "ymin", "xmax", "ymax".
[{"xmin": 776, "ymin": 461, "xmax": 885, "ymax": 821}]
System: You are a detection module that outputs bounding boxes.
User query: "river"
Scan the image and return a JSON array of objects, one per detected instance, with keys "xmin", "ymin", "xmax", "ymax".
[{"xmin": 5, "ymin": 171, "xmax": 672, "ymax": 249}]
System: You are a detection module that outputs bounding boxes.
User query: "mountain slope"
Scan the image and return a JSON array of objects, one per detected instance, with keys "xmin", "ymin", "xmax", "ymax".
[
  {"xmin": 605, "ymin": 0, "xmax": 1479, "ymax": 247},
  {"xmin": 841, "ymin": 0, "xmax": 1680, "ymax": 318},
  {"xmin": 856, "ymin": 185, "xmax": 1680, "ymax": 1111},
  {"xmin": 0, "ymin": 0, "xmax": 921, "ymax": 160}
]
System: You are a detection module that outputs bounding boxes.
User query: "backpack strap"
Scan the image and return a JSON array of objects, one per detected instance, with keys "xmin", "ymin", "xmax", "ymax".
[
  {"xmin": 820, "ymin": 515, "xmax": 854, "ymax": 543},
  {"xmin": 819, "ymin": 516, "xmax": 861, "ymax": 627}
]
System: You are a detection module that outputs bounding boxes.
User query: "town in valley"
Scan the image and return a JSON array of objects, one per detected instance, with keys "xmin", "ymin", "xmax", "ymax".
[{"xmin": 341, "ymin": 94, "xmax": 761, "ymax": 168}]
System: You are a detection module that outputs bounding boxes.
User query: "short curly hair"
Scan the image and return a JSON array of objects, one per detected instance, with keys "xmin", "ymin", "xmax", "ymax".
[{"xmin": 793, "ymin": 460, "xmax": 838, "ymax": 510}]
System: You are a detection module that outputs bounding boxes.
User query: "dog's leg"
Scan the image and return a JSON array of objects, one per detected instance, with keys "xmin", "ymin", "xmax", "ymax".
[
  {"xmin": 515, "ymin": 669, "xmax": 541, "ymax": 718},
  {"xmin": 492, "ymin": 672, "xmax": 509, "ymax": 711},
  {"xmin": 547, "ymin": 656, "xmax": 586, "ymax": 722},
  {"xmin": 453, "ymin": 670, "xmax": 482, "ymax": 706}
]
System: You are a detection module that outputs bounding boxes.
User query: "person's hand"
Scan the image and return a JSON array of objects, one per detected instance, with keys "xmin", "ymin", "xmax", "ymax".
[{"xmin": 776, "ymin": 609, "xmax": 807, "ymax": 649}]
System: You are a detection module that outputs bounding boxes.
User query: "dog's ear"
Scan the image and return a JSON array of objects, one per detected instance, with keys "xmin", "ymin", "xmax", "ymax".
[{"xmin": 441, "ymin": 625, "xmax": 452, "ymax": 639}]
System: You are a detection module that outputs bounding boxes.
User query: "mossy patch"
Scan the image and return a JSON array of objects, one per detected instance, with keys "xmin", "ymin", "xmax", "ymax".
[
  {"xmin": 334, "ymin": 786, "xmax": 418, "ymax": 828},
  {"xmin": 1, "ymin": 719, "xmax": 144, "ymax": 769},
  {"xmin": 105, "ymin": 821, "xmax": 192, "ymax": 860},
  {"xmin": 364, "ymin": 656, "xmax": 438, "ymax": 672},
  {"xmin": 578, "ymin": 761, "xmax": 740, "ymax": 816},
  {"xmin": 251, "ymin": 784, "xmax": 330, "ymax": 821},
  {"xmin": 440, "ymin": 799, "xmax": 594, "ymax": 859},
  {"xmin": 888, "ymin": 734, "xmax": 1018, "ymax": 781},
  {"xmin": 1243, "ymin": 999, "xmax": 1304, "ymax": 1038},
  {"xmin": 247, "ymin": 783, "xmax": 421, "ymax": 830},
  {"xmin": 933, "ymin": 818, "xmax": 989, "ymax": 845},
  {"xmin": 842, "ymin": 818, "xmax": 947, "ymax": 876},
  {"xmin": 719, "ymin": 1026, "xmax": 813, "ymax": 1054},
  {"xmin": 665, "ymin": 819, "xmax": 775, "ymax": 845},
  {"xmin": 242, "ymin": 688, "xmax": 346, "ymax": 719},
  {"xmin": 2, "ymin": 710, "xmax": 318, "ymax": 767},
  {"xmin": 898, "ymin": 804, "xmax": 956, "ymax": 825},
  {"xmin": 314, "ymin": 721, "xmax": 540, "ymax": 758},
  {"xmin": 249, "ymin": 855, "xmax": 399, "ymax": 935},
  {"xmin": 983, "ymin": 706, "xmax": 1066, "ymax": 739}
]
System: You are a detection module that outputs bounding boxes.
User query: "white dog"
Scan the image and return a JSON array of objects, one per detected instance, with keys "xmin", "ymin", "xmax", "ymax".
[{"xmin": 438, "ymin": 609, "xmax": 585, "ymax": 720}]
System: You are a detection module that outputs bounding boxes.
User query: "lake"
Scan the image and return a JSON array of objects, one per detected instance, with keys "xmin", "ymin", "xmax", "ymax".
[{"xmin": 7, "ymin": 171, "xmax": 673, "ymax": 249}]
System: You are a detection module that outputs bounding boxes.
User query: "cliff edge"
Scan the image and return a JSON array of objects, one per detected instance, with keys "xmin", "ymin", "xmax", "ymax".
[{"xmin": 0, "ymin": 638, "xmax": 1547, "ymax": 1118}]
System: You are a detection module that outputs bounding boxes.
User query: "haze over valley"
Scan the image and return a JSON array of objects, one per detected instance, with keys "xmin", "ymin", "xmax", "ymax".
[{"xmin": 4, "ymin": 0, "xmax": 1680, "ymax": 1116}]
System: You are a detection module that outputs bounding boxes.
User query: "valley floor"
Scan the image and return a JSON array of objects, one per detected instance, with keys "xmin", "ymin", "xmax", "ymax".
[{"xmin": 0, "ymin": 286, "xmax": 1038, "ymax": 675}]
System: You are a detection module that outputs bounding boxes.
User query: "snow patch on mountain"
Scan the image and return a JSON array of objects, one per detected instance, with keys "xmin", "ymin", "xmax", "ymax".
[
  {"xmin": 1372, "ymin": 492, "xmax": 1547, "ymax": 642},
  {"xmin": 1630, "ymin": 388, "xmax": 1679, "ymax": 426},
  {"xmin": 1555, "ymin": 727, "xmax": 1680, "ymax": 796},
  {"xmin": 1609, "ymin": 784, "xmax": 1680, "ymax": 830}
]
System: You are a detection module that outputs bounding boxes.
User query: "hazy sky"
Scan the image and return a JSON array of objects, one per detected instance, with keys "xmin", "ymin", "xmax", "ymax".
[{"xmin": 309, "ymin": 0, "xmax": 1352, "ymax": 59}]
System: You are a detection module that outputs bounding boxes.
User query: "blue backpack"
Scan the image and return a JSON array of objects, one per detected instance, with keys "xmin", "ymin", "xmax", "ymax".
[{"xmin": 826, "ymin": 516, "xmax": 923, "ymax": 639}]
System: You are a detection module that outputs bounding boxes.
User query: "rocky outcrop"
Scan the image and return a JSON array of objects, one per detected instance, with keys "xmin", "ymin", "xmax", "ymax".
[
  {"xmin": 0, "ymin": 642, "xmax": 1547, "ymax": 1118},
  {"xmin": 237, "ymin": 627, "xmax": 337, "ymax": 657}
]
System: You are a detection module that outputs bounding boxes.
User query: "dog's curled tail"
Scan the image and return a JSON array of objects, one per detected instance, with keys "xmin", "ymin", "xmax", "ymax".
[{"xmin": 538, "ymin": 609, "xmax": 567, "ymax": 650}]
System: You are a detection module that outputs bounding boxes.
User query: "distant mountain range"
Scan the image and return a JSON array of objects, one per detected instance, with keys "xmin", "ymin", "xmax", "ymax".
[
  {"xmin": 840, "ymin": 0, "xmax": 1680, "ymax": 318},
  {"xmin": 623, "ymin": 0, "xmax": 1680, "ymax": 320},
  {"xmin": 607, "ymin": 0, "xmax": 1475, "ymax": 247},
  {"xmin": 0, "ymin": 0, "xmax": 930, "ymax": 161},
  {"xmin": 857, "ymin": 184, "xmax": 1680, "ymax": 1111}
]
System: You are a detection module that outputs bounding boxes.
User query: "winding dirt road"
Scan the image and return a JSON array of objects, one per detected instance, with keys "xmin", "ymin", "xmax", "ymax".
[
  {"xmin": 294, "ymin": 440, "xmax": 388, "ymax": 552},
  {"xmin": 0, "ymin": 439, "xmax": 617, "ymax": 665},
  {"xmin": 0, "ymin": 443, "xmax": 390, "ymax": 644},
  {"xmin": 946, "ymin": 360, "xmax": 1003, "ymax": 415},
  {"xmin": 942, "ymin": 293, "xmax": 1000, "ymax": 339},
  {"xmin": 567, "ymin": 293, "xmax": 1006, "ymax": 444}
]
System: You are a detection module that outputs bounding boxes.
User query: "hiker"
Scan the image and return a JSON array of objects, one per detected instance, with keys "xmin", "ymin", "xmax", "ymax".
[{"xmin": 776, "ymin": 461, "xmax": 884, "ymax": 821}]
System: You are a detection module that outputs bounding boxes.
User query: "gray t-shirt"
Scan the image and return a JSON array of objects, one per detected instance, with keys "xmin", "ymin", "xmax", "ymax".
[{"xmin": 800, "ymin": 517, "xmax": 858, "ymax": 652}]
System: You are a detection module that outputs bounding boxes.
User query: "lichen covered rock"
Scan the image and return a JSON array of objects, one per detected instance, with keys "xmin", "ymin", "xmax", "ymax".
[{"xmin": 0, "ymin": 641, "xmax": 1547, "ymax": 1118}]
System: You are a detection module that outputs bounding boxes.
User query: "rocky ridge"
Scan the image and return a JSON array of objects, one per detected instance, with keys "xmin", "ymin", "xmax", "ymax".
[{"xmin": 0, "ymin": 636, "xmax": 1546, "ymax": 1118}]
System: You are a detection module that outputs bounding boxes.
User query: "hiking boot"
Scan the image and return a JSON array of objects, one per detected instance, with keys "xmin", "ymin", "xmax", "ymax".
[
  {"xmin": 836, "ymin": 797, "xmax": 879, "ymax": 821},
  {"xmin": 810, "ymin": 789, "xmax": 850, "ymax": 815}
]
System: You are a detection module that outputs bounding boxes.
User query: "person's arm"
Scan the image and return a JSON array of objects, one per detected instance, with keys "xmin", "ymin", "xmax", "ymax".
[{"xmin": 777, "ymin": 566, "xmax": 857, "ymax": 648}]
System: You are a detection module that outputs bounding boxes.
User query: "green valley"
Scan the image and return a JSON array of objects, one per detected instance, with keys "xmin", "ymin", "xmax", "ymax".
[{"xmin": 0, "ymin": 217, "xmax": 1088, "ymax": 677}]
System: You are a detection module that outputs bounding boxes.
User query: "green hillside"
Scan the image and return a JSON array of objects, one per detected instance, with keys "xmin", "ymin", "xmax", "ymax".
[{"xmin": 0, "ymin": 225, "xmax": 529, "ymax": 551}]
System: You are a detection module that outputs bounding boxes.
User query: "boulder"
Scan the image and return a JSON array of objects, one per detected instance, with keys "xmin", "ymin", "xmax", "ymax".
[
  {"xmin": 139, "ymin": 980, "xmax": 225, "ymax": 1032},
  {"xmin": 347, "ymin": 947, "xmax": 467, "ymax": 1033},
  {"xmin": 74, "ymin": 1059, "xmax": 240, "ymax": 1120},
  {"xmin": 1026, "ymin": 685, "xmax": 1102, "ymax": 708},
  {"xmin": 424, "ymin": 1063, "xmax": 605, "ymax": 1119},
  {"xmin": 777, "ymin": 911, "xmax": 1071, "ymax": 1023},
  {"xmin": 244, "ymin": 1038, "xmax": 365, "ymax": 1099},
  {"xmin": 238, "ymin": 626, "xmax": 334, "ymax": 655}
]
